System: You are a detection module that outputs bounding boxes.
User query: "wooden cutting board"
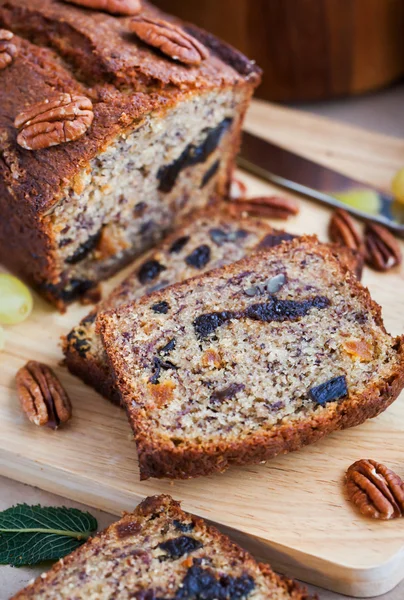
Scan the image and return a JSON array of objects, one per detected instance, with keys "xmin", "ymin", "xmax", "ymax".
[{"xmin": 1, "ymin": 100, "xmax": 404, "ymax": 598}]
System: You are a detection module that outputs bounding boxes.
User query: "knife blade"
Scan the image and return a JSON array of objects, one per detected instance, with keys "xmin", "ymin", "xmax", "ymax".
[{"xmin": 238, "ymin": 131, "xmax": 404, "ymax": 236}]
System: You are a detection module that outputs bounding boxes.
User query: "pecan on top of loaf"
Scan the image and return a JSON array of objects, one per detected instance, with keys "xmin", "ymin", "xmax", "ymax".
[
  {"xmin": 129, "ymin": 16, "xmax": 209, "ymax": 65},
  {"xmin": 14, "ymin": 93, "xmax": 94, "ymax": 150},
  {"xmin": 64, "ymin": 0, "xmax": 141, "ymax": 15},
  {"xmin": 0, "ymin": 28, "xmax": 17, "ymax": 70}
]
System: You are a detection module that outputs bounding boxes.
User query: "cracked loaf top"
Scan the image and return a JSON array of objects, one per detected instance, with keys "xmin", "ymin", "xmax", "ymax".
[{"xmin": 0, "ymin": 0, "xmax": 261, "ymax": 213}]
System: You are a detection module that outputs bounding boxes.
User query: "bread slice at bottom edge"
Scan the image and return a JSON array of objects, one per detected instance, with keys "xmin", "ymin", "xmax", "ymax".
[
  {"xmin": 98, "ymin": 236, "xmax": 404, "ymax": 480},
  {"xmin": 12, "ymin": 495, "xmax": 313, "ymax": 600}
]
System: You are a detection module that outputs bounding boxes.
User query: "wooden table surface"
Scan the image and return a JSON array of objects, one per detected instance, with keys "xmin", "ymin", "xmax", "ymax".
[{"xmin": 1, "ymin": 84, "xmax": 404, "ymax": 600}]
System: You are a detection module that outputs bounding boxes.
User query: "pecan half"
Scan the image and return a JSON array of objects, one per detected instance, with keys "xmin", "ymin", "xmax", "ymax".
[
  {"xmin": 16, "ymin": 361, "xmax": 72, "ymax": 429},
  {"xmin": 64, "ymin": 0, "xmax": 141, "ymax": 15},
  {"xmin": 129, "ymin": 16, "xmax": 209, "ymax": 66},
  {"xmin": 346, "ymin": 459, "xmax": 404, "ymax": 520},
  {"xmin": 328, "ymin": 209, "xmax": 364, "ymax": 253},
  {"xmin": 364, "ymin": 222, "xmax": 402, "ymax": 271},
  {"xmin": 0, "ymin": 29, "xmax": 17, "ymax": 70},
  {"xmin": 15, "ymin": 93, "xmax": 94, "ymax": 151},
  {"xmin": 228, "ymin": 196, "xmax": 299, "ymax": 220}
]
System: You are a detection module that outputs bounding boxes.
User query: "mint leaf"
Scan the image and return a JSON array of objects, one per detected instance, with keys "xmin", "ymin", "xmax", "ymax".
[{"xmin": 0, "ymin": 504, "xmax": 98, "ymax": 566}]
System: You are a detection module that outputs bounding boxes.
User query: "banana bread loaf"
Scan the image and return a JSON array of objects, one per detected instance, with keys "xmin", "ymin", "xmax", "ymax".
[
  {"xmin": 98, "ymin": 236, "xmax": 404, "ymax": 480},
  {"xmin": 0, "ymin": 0, "xmax": 261, "ymax": 310},
  {"xmin": 13, "ymin": 495, "xmax": 312, "ymax": 600},
  {"xmin": 64, "ymin": 206, "xmax": 363, "ymax": 404}
]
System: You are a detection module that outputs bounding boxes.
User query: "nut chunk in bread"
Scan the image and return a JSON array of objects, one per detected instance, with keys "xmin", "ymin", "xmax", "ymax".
[
  {"xmin": 12, "ymin": 495, "xmax": 312, "ymax": 600},
  {"xmin": 0, "ymin": 0, "xmax": 260, "ymax": 310},
  {"xmin": 98, "ymin": 237, "xmax": 404, "ymax": 479}
]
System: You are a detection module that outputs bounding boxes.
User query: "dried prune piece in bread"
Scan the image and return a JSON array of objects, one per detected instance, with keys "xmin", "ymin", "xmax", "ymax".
[
  {"xmin": 174, "ymin": 565, "xmax": 255, "ymax": 599},
  {"xmin": 256, "ymin": 231, "xmax": 296, "ymax": 250},
  {"xmin": 309, "ymin": 375, "xmax": 348, "ymax": 405},
  {"xmin": 158, "ymin": 536, "xmax": 203, "ymax": 560},
  {"xmin": 173, "ymin": 519, "xmax": 195, "ymax": 533},
  {"xmin": 65, "ymin": 230, "xmax": 102, "ymax": 265},
  {"xmin": 185, "ymin": 245, "xmax": 211, "ymax": 269},
  {"xmin": 159, "ymin": 339, "xmax": 176, "ymax": 355},
  {"xmin": 170, "ymin": 236, "xmax": 190, "ymax": 254},
  {"xmin": 157, "ymin": 119, "xmax": 233, "ymax": 193},
  {"xmin": 193, "ymin": 296, "xmax": 330, "ymax": 339},
  {"xmin": 244, "ymin": 296, "xmax": 330, "ymax": 323},
  {"xmin": 138, "ymin": 260, "xmax": 166, "ymax": 284},
  {"xmin": 151, "ymin": 301, "xmax": 170, "ymax": 314},
  {"xmin": 149, "ymin": 357, "xmax": 177, "ymax": 385},
  {"xmin": 193, "ymin": 311, "xmax": 234, "ymax": 339},
  {"xmin": 209, "ymin": 228, "xmax": 248, "ymax": 246}
]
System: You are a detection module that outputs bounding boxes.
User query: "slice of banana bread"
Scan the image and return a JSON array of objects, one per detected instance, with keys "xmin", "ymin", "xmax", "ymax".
[
  {"xmin": 13, "ymin": 495, "xmax": 312, "ymax": 600},
  {"xmin": 98, "ymin": 236, "xmax": 404, "ymax": 480},
  {"xmin": 64, "ymin": 206, "xmax": 363, "ymax": 405},
  {"xmin": 0, "ymin": 0, "xmax": 260, "ymax": 309}
]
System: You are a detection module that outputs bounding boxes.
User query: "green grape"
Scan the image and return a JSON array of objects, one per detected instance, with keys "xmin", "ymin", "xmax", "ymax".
[
  {"xmin": 0, "ymin": 274, "xmax": 33, "ymax": 325},
  {"xmin": 334, "ymin": 189, "xmax": 381, "ymax": 215},
  {"xmin": 392, "ymin": 167, "xmax": 404, "ymax": 204}
]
